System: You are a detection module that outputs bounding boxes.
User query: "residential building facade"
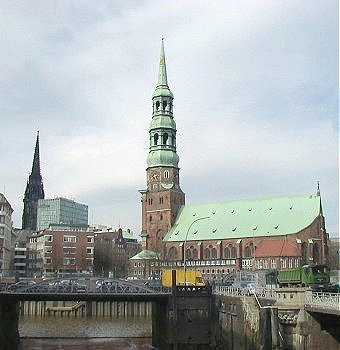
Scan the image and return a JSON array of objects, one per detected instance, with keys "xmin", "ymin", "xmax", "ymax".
[
  {"xmin": 27, "ymin": 224, "xmax": 94, "ymax": 277},
  {"xmin": 0, "ymin": 193, "xmax": 13, "ymax": 277}
]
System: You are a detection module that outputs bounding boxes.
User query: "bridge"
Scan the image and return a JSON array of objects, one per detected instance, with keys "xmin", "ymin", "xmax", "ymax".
[
  {"xmin": 1, "ymin": 279, "xmax": 339, "ymax": 315},
  {"xmin": 0, "ymin": 278, "xmax": 171, "ymax": 302}
]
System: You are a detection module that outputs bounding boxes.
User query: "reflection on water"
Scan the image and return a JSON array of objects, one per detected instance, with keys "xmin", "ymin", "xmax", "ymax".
[
  {"xmin": 19, "ymin": 338, "xmax": 155, "ymax": 350},
  {"xmin": 19, "ymin": 316, "xmax": 155, "ymax": 350}
]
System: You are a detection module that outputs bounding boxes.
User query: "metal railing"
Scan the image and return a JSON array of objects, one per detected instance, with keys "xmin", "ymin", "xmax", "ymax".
[
  {"xmin": 0, "ymin": 277, "xmax": 171, "ymax": 295},
  {"xmin": 305, "ymin": 291, "xmax": 340, "ymax": 312},
  {"xmin": 214, "ymin": 286, "xmax": 340, "ymax": 314},
  {"xmin": 214, "ymin": 285, "xmax": 276, "ymax": 300}
]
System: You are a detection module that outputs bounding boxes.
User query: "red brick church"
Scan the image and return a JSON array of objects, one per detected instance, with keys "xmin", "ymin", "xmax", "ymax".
[{"xmin": 130, "ymin": 41, "xmax": 328, "ymax": 281}]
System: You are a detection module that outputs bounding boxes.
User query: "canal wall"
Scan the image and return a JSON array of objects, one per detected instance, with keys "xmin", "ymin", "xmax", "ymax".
[
  {"xmin": 0, "ymin": 301, "xmax": 19, "ymax": 350},
  {"xmin": 153, "ymin": 286, "xmax": 215, "ymax": 350},
  {"xmin": 215, "ymin": 294, "xmax": 278, "ymax": 350},
  {"xmin": 18, "ymin": 300, "xmax": 152, "ymax": 317}
]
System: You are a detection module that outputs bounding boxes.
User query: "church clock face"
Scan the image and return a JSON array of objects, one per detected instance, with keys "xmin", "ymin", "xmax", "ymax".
[{"xmin": 149, "ymin": 171, "xmax": 159, "ymax": 182}]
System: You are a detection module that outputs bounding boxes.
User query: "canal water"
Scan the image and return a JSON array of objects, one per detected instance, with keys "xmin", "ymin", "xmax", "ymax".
[{"xmin": 19, "ymin": 315, "xmax": 155, "ymax": 349}]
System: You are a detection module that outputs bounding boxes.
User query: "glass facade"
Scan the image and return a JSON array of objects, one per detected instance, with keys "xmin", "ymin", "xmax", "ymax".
[{"xmin": 37, "ymin": 198, "xmax": 88, "ymax": 231}]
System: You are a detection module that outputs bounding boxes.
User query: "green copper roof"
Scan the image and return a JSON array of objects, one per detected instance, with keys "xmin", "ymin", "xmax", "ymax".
[
  {"xmin": 130, "ymin": 250, "xmax": 160, "ymax": 260},
  {"xmin": 152, "ymin": 39, "xmax": 173, "ymax": 99},
  {"xmin": 122, "ymin": 230, "xmax": 134, "ymax": 240},
  {"xmin": 164, "ymin": 194, "xmax": 322, "ymax": 242},
  {"xmin": 147, "ymin": 149, "xmax": 179, "ymax": 167},
  {"xmin": 149, "ymin": 115, "xmax": 176, "ymax": 130}
]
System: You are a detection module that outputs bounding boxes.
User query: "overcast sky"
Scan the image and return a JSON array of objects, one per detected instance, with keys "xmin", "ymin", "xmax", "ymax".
[{"xmin": 0, "ymin": 0, "xmax": 338, "ymax": 238}]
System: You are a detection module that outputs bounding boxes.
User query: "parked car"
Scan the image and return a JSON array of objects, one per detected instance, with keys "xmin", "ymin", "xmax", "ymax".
[
  {"xmin": 8, "ymin": 280, "xmax": 36, "ymax": 291},
  {"xmin": 96, "ymin": 279, "xmax": 117, "ymax": 292},
  {"xmin": 327, "ymin": 281, "xmax": 340, "ymax": 293}
]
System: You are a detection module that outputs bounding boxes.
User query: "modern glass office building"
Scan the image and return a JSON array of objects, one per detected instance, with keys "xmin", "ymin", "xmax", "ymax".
[{"xmin": 37, "ymin": 197, "xmax": 88, "ymax": 231}]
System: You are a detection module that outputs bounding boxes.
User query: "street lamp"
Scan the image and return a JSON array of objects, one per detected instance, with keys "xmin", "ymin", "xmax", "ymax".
[{"xmin": 183, "ymin": 216, "xmax": 210, "ymax": 284}]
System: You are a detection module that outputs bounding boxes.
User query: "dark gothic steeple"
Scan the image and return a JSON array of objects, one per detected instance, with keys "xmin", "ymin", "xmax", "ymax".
[{"xmin": 22, "ymin": 131, "xmax": 45, "ymax": 230}]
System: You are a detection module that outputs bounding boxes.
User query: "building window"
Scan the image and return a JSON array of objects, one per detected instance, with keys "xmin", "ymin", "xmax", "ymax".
[
  {"xmin": 164, "ymin": 170, "xmax": 170, "ymax": 179},
  {"xmin": 87, "ymin": 236, "xmax": 94, "ymax": 243},
  {"xmin": 312, "ymin": 243, "xmax": 320, "ymax": 264},
  {"xmin": 63, "ymin": 236, "xmax": 76, "ymax": 243},
  {"xmin": 168, "ymin": 247, "xmax": 177, "ymax": 260},
  {"xmin": 154, "ymin": 133, "xmax": 159, "ymax": 145},
  {"xmin": 45, "ymin": 257, "xmax": 52, "ymax": 264},
  {"xmin": 45, "ymin": 235, "xmax": 53, "ymax": 242},
  {"xmin": 45, "ymin": 246, "xmax": 52, "ymax": 254},
  {"xmin": 86, "ymin": 247, "xmax": 94, "ymax": 254},
  {"xmin": 63, "ymin": 258, "xmax": 76, "ymax": 265},
  {"xmin": 271, "ymin": 259, "xmax": 276, "ymax": 269},
  {"xmin": 86, "ymin": 258, "xmax": 94, "ymax": 266},
  {"xmin": 0, "ymin": 215, "xmax": 4, "ymax": 223},
  {"xmin": 245, "ymin": 243, "xmax": 254, "ymax": 258},
  {"xmin": 0, "ymin": 227, "xmax": 4, "ymax": 235},
  {"xmin": 63, "ymin": 247, "xmax": 76, "ymax": 254}
]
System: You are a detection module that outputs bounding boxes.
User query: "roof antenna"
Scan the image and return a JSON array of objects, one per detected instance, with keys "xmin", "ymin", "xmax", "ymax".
[{"xmin": 316, "ymin": 181, "xmax": 320, "ymax": 196}]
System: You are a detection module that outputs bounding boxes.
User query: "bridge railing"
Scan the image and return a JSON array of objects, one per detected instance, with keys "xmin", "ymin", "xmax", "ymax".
[
  {"xmin": 213, "ymin": 285, "xmax": 276, "ymax": 300},
  {"xmin": 305, "ymin": 291, "xmax": 340, "ymax": 312}
]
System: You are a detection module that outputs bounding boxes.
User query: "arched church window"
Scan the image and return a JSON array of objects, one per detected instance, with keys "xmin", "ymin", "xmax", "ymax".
[
  {"xmin": 224, "ymin": 246, "xmax": 231, "ymax": 259},
  {"xmin": 162, "ymin": 100, "xmax": 167, "ymax": 110},
  {"xmin": 164, "ymin": 170, "xmax": 169, "ymax": 179},
  {"xmin": 185, "ymin": 249, "xmax": 192, "ymax": 260},
  {"xmin": 168, "ymin": 247, "xmax": 177, "ymax": 260},
  {"xmin": 245, "ymin": 243, "xmax": 254, "ymax": 258},
  {"xmin": 154, "ymin": 133, "xmax": 159, "ymax": 145},
  {"xmin": 204, "ymin": 248, "xmax": 210, "ymax": 259},
  {"xmin": 163, "ymin": 133, "xmax": 168, "ymax": 145},
  {"xmin": 160, "ymin": 213, "xmax": 163, "ymax": 220},
  {"xmin": 301, "ymin": 242, "xmax": 308, "ymax": 265},
  {"xmin": 149, "ymin": 215, "xmax": 152, "ymax": 222},
  {"xmin": 212, "ymin": 247, "xmax": 217, "ymax": 259},
  {"xmin": 312, "ymin": 243, "xmax": 319, "ymax": 264},
  {"xmin": 193, "ymin": 248, "xmax": 198, "ymax": 259},
  {"xmin": 230, "ymin": 245, "xmax": 237, "ymax": 258},
  {"xmin": 155, "ymin": 101, "xmax": 160, "ymax": 111}
]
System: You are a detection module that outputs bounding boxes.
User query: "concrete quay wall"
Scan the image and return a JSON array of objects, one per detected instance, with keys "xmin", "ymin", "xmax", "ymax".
[{"xmin": 18, "ymin": 300, "xmax": 152, "ymax": 317}]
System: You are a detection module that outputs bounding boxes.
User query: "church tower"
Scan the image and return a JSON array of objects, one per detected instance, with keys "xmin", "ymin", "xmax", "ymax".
[
  {"xmin": 140, "ymin": 40, "xmax": 185, "ymax": 254},
  {"xmin": 22, "ymin": 131, "xmax": 45, "ymax": 230}
]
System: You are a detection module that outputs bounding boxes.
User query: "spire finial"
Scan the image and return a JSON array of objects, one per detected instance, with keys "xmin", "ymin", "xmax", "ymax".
[
  {"xmin": 317, "ymin": 181, "xmax": 320, "ymax": 196},
  {"xmin": 157, "ymin": 38, "xmax": 168, "ymax": 86}
]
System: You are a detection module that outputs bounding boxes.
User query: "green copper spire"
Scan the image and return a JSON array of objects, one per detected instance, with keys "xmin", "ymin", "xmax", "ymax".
[
  {"xmin": 147, "ymin": 40, "xmax": 178, "ymax": 168},
  {"xmin": 152, "ymin": 39, "xmax": 173, "ymax": 99},
  {"xmin": 158, "ymin": 38, "xmax": 168, "ymax": 86}
]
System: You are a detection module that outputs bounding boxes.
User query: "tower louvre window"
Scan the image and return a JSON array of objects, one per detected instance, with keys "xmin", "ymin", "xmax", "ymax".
[
  {"xmin": 162, "ymin": 100, "xmax": 167, "ymax": 110},
  {"xmin": 163, "ymin": 133, "xmax": 168, "ymax": 145},
  {"xmin": 154, "ymin": 133, "xmax": 159, "ymax": 145},
  {"xmin": 155, "ymin": 101, "xmax": 160, "ymax": 110}
]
